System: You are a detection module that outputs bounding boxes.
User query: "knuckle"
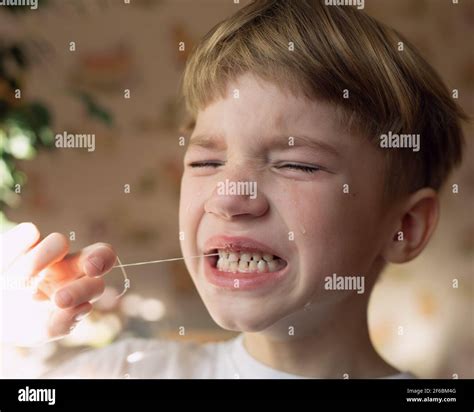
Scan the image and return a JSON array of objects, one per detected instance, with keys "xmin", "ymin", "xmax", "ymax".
[
  {"xmin": 78, "ymin": 278, "xmax": 104, "ymax": 301},
  {"xmin": 93, "ymin": 278, "xmax": 106, "ymax": 295},
  {"xmin": 89, "ymin": 279, "xmax": 105, "ymax": 302}
]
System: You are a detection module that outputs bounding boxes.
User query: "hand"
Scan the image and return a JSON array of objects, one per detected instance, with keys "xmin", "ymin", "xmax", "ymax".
[{"xmin": 1, "ymin": 222, "xmax": 116, "ymax": 346}]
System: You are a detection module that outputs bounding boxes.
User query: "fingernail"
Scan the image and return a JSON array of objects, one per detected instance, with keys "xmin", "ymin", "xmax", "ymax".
[
  {"xmin": 85, "ymin": 256, "xmax": 104, "ymax": 277},
  {"xmin": 55, "ymin": 290, "xmax": 72, "ymax": 307},
  {"xmin": 73, "ymin": 309, "xmax": 91, "ymax": 322}
]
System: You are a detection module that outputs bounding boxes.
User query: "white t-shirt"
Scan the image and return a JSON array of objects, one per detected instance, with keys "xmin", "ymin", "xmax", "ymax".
[{"xmin": 42, "ymin": 334, "xmax": 414, "ymax": 379}]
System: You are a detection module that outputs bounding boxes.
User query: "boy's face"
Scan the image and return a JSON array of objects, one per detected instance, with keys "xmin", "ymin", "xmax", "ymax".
[{"xmin": 180, "ymin": 73, "xmax": 390, "ymax": 333}]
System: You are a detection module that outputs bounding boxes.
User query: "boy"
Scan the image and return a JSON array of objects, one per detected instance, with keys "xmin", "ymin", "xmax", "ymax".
[{"xmin": 1, "ymin": 0, "xmax": 466, "ymax": 378}]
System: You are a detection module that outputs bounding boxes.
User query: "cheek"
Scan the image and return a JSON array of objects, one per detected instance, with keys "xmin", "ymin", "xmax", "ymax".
[
  {"xmin": 179, "ymin": 176, "xmax": 199, "ymax": 227},
  {"xmin": 283, "ymin": 182, "xmax": 376, "ymax": 274},
  {"xmin": 179, "ymin": 177, "xmax": 197, "ymax": 254},
  {"xmin": 179, "ymin": 176, "xmax": 209, "ymax": 273},
  {"xmin": 302, "ymin": 194, "xmax": 381, "ymax": 276},
  {"xmin": 278, "ymin": 181, "xmax": 334, "ymax": 239}
]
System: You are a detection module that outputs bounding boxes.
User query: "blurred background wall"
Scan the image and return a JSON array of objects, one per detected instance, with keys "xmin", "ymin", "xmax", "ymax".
[{"xmin": 1, "ymin": 0, "xmax": 472, "ymax": 378}]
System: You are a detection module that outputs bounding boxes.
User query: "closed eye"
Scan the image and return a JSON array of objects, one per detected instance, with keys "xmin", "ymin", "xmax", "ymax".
[
  {"xmin": 188, "ymin": 162, "xmax": 321, "ymax": 174},
  {"xmin": 188, "ymin": 161, "xmax": 223, "ymax": 168},
  {"xmin": 277, "ymin": 164, "xmax": 321, "ymax": 174}
]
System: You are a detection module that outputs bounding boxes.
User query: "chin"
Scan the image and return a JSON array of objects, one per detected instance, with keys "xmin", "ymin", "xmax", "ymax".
[{"xmin": 202, "ymin": 298, "xmax": 282, "ymax": 332}]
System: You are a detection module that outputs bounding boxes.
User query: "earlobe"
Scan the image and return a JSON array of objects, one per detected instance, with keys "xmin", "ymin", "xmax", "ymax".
[{"xmin": 382, "ymin": 188, "xmax": 439, "ymax": 264}]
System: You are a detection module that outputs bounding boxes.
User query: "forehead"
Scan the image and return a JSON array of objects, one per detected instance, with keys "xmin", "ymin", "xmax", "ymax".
[{"xmin": 193, "ymin": 73, "xmax": 350, "ymax": 148}]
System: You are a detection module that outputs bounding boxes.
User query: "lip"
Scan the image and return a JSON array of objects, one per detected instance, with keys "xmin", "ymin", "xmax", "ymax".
[
  {"xmin": 204, "ymin": 235, "xmax": 287, "ymax": 260},
  {"xmin": 202, "ymin": 235, "xmax": 289, "ymax": 291}
]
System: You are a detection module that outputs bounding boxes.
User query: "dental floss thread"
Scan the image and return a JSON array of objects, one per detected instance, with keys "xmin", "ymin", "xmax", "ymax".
[
  {"xmin": 115, "ymin": 255, "xmax": 129, "ymax": 298},
  {"xmin": 113, "ymin": 253, "xmax": 219, "ymax": 298}
]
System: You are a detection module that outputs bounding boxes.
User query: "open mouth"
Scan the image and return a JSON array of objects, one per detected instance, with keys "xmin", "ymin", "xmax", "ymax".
[{"xmin": 206, "ymin": 248, "xmax": 287, "ymax": 274}]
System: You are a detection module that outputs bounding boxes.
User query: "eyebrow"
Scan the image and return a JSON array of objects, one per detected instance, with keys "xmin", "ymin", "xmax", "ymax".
[
  {"xmin": 270, "ymin": 135, "xmax": 341, "ymax": 158},
  {"xmin": 188, "ymin": 134, "xmax": 341, "ymax": 158},
  {"xmin": 188, "ymin": 135, "xmax": 227, "ymax": 151}
]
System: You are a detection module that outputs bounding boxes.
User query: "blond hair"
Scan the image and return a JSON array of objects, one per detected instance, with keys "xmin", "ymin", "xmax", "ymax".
[{"xmin": 182, "ymin": 0, "xmax": 467, "ymax": 197}]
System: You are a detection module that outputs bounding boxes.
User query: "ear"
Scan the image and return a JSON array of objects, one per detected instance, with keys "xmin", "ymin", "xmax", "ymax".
[{"xmin": 382, "ymin": 188, "xmax": 439, "ymax": 264}]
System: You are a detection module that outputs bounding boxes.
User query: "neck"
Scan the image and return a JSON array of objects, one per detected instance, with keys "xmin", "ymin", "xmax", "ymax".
[{"xmin": 243, "ymin": 287, "xmax": 399, "ymax": 378}]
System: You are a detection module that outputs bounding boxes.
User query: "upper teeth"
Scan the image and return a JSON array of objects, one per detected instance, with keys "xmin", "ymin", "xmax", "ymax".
[{"xmin": 216, "ymin": 250, "xmax": 281, "ymax": 273}]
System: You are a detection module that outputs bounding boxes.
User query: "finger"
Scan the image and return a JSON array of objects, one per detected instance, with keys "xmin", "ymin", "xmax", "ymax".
[
  {"xmin": 4, "ymin": 232, "xmax": 69, "ymax": 280},
  {"xmin": 36, "ymin": 243, "xmax": 116, "ymax": 298},
  {"xmin": 53, "ymin": 242, "xmax": 117, "ymax": 280},
  {"xmin": 47, "ymin": 302, "xmax": 92, "ymax": 339},
  {"xmin": 1, "ymin": 223, "xmax": 40, "ymax": 271},
  {"xmin": 53, "ymin": 276, "xmax": 105, "ymax": 309}
]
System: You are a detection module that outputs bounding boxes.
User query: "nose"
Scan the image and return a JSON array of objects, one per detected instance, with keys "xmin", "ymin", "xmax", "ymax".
[{"xmin": 204, "ymin": 171, "xmax": 269, "ymax": 221}]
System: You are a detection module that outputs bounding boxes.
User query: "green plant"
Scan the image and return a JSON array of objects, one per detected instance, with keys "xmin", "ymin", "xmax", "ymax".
[
  {"xmin": 0, "ymin": 39, "xmax": 113, "ymax": 227},
  {"xmin": 0, "ymin": 42, "xmax": 54, "ymax": 214}
]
